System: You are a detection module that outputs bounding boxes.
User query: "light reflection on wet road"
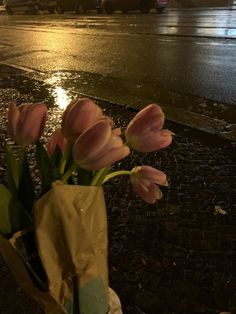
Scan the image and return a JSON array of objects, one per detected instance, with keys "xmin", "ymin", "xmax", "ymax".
[
  {"xmin": 1, "ymin": 9, "xmax": 236, "ymax": 38},
  {"xmin": 0, "ymin": 9, "xmax": 235, "ymax": 127}
]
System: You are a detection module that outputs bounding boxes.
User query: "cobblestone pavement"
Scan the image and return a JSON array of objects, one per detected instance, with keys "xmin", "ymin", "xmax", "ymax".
[{"xmin": 0, "ymin": 65, "xmax": 235, "ymax": 314}]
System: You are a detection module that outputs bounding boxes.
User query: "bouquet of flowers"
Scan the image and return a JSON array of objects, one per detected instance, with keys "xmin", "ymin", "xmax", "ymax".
[{"xmin": 0, "ymin": 98, "xmax": 173, "ymax": 314}]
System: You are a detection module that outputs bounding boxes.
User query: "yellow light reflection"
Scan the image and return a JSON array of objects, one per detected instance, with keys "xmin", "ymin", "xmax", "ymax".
[{"xmin": 53, "ymin": 86, "xmax": 71, "ymax": 110}]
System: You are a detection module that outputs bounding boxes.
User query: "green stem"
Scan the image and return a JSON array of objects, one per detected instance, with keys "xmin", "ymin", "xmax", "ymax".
[
  {"xmin": 103, "ymin": 170, "xmax": 131, "ymax": 183},
  {"xmin": 17, "ymin": 145, "xmax": 26, "ymax": 188},
  {"xmin": 59, "ymin": 142, "xmax": 72, "ymax": 175},
  {"xmin": 61, "ymin": 163, "xmax": 78, "ymax": 183},
  {"xmin": 90, "ymin": 168, "xmax": 109, "ymax": 186}
]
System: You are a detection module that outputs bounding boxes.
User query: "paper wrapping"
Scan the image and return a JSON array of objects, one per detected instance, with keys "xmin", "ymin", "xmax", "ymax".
[
  {"xmin": 34, "ymin": 182, "xmax": 109, "ymax": 314},
  {"xmin": 0, "ymin": 234, "xmax": 66, "ymax": 314}
]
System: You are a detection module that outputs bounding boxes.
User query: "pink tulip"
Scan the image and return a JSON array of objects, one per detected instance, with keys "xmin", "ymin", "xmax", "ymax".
[
  {"xmin": 8, "ymin": 102, "xmax": 47, "ymax": 146},
  {"xmin": 61, "ymin": 98, "xmax": 104, "ymax": 142},
  {"xmin": 125, "ymin": 104, "xmax": 173, "ymax": 152},
  {"xmin": 72, "ymin": 120, "xmax": 130, "ymax": 171},
  {"xmin": 47, "ymin": 129, "xmax": 68, "ymax": 157},
  {"xmin": 131, "ymin": 166, "xmax": 168, "ymax": 203}
]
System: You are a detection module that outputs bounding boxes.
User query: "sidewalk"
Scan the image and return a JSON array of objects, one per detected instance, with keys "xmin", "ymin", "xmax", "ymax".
[
  {"xmin": 169, "ymin": 6, "xmax": 236, "ymax": 10},
  {"xmin": 0, "ymin": 64, "xmax": 235, "ymax": 314}
]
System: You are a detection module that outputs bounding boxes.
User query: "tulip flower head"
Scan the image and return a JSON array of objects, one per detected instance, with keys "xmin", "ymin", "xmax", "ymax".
[
  {"xmin": 4, "ymin": 99, "xmax": 173, "ymax": 218},
  {"xmin": 61, "ymin": 98, "xmax": 104, "ymax": 142},
  {"xmin": 131, "ymin": 166, "xmax": 168, "ymax": 204},
  {"xmin": 47, "ymin": 129, "xmax": 68, "ymax": 157},
  {"xmin": 125, "ymin": 104, "xmax": 173, "ymax": 152},
  {"xmin": 72, "ymin": 120, "xmax": 130, "ymax": 171},
  {"xmin": 7, "ymin": 102, "xmax": 47, "ymax": 146}
]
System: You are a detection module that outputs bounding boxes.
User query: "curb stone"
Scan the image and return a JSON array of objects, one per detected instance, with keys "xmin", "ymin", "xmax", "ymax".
[{"xmin": 0, "ymin": 63, "xmax": 235, "ymax": 142}]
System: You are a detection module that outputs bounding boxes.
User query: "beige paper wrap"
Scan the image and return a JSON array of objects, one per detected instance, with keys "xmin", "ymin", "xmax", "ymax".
[
  {"xmin": 0, "ymin": 234, "xmax": 66, "ymax": 314},
  {"xmin": 34, "ymin": 182, "xmax": 109, "ymax": 313}
]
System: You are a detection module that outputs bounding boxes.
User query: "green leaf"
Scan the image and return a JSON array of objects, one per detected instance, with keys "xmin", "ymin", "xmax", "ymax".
[
  {"xmin": 77, "ymin": 167, "xmax": 94, "ymax": 186},
  {"xmin": 9, "ymin": 196, "xmax": 32, "ymax": 234},
  {"xmin": 36, "ymin": 141, "xmax": 62, "ymax": 195},
  {"xmin": 0, "ymin": 185, "xmax": 32, "ymax": 236},
  {"xmin": 17, "ymin": 153, "xmax": 35, "ymax": 215},
  {"xmin": 65, "ymin": 148, "xmax": 74, "ymax": 173},
  {"xmin": 0, "ymin": 184, "xmax": 12, "ymax": 235},
  {"xmin": 5, "ymin": 143, "xmax": 18, "ymax": 195},
  {"xmin": 50, "ymin": 145, "xmax": 62, "ymax": 169},
  {"xmin": 12, "ymin": 230, "xmax": 48, "ymax": 291}
]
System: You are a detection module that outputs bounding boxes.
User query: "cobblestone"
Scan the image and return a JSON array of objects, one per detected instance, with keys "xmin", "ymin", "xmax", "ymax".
[{"xmin": 0, "ymin": 65, "xmax": 235, "ymax": 314}]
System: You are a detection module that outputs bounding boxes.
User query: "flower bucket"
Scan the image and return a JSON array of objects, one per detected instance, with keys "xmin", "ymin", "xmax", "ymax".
[{"xmin": 0, "ymin": 183, "xmax": 122, "ymax": 314}]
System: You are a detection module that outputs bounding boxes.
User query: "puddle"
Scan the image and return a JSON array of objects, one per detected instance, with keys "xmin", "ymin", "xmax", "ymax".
[
  {"xmin": 40, "ymin": 69, "xmax": 236, "ymax": 126},
  {"xmin": 0, "ymin": 64, "xmax": 235, "ymax": 144}
]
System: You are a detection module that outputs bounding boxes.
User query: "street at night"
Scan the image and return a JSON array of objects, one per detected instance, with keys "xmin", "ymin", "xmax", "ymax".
[
  {"xmin": 0, "ymin": 5, "xmax": 236, "ymax": 314},
  {"xmin": 0, "ymin": 9, "xmax": 236, "ymax": 138}
]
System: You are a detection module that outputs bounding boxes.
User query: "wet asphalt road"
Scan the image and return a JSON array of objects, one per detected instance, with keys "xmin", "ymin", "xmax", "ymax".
[{"xmin": 0, "ymin": 9, "xmax": 235, "ymax": 131}]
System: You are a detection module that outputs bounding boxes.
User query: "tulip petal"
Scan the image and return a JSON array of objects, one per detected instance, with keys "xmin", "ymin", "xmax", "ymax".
[
  {"xmin": 17, "ymin": 103, "xmax": 47, "ymax": 145},
  {"xmin": 8, "ymin": 102, "xmax": 47, "ymax": 145},
  {"xmin": 83, "ymin": 146, "xmax": 130, "ymax": 171},
  {"xmin": 125, "ymin": 103, "xmax": 174, "ymax": 153},
  {"xmin": 133, "ymin": 182, "xmax": 162, "ymax": 204},
  {"xmin": 98, "ymin": 133, "xmax": 123, "ymax": 157},
  {"xmin": 126, "ymin": 104, "xmax": 164, "ymax": 138},
  {"xmin": 129, "ymin": 129, "xmax": 173, "ymax": 153},
  {"xmin": 62, "ymin": 98, "xmax": 104, "ymax": 141},
  {"xmin": 137, "ymin": 166, "xmax": 168, "ymax": 186},
  {"xmin": 130, "ymin": 165, "xmax": 167, "ymax": 203},
  {"xmin": 73, "ymin": 120, "xmax": 111, "ymax": 164},
  {"xmin": 47, "ymin": 129, "xmax": 67, "ymax": 157},
  {"xmin": 7, "ymin": 102, "xmax": 19, "ymax": 139}
]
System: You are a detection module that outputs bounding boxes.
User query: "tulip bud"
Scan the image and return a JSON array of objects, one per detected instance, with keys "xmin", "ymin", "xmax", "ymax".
[
  {"xmin": 7, "ymin": 102, "xmax": 47, "ymax": 146},
  {"xmin": 125, "ymin": 104, "xmax": 173, "ymax": 152},
  {"xmin": 73, "ymin": 120, "xmax": 130, "ymax": 171},
  {"xmin": 47, "ymin": 129, "xmax": 68, "ymax": 157},
  {"xmin": 131, "ymin": 166, "xmax": 168, "ymax": 203},
  {"xmin": 61, "ymin": 98, "xmax": 104, "ymax": 142}
]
